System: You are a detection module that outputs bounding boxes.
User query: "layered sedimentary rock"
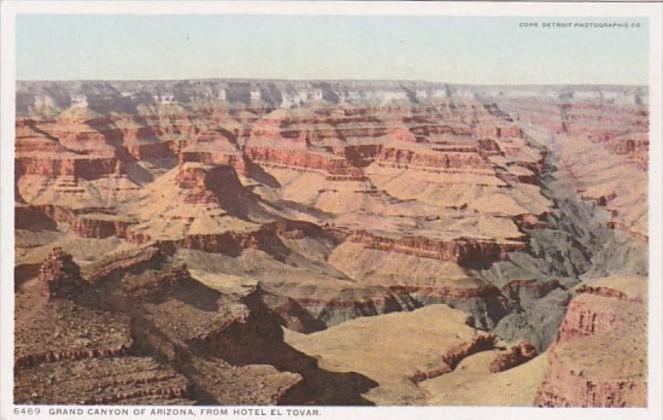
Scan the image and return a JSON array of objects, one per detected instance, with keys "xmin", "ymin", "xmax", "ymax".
[
  {"xmin": 491, "ymin": 86, "xmax": 648, "ymax": 241},
  {"xmin": 13, "ymin": 250, "xmax": 180, "ymax": 405},
  {"xmin": 37, "ymin": 247, "xmax": 88, "ymax": 299},
  {"xmin": 15, "ymin": 357, "xmax": 193, "ymax": 405},
  {"xmin": 534, "ymin": 276, "xmax": 646, "ymax": 407},
  {"xmin": 16, "ymin": 246, "xmax": 362, "ymax": 405},
  {"xmin": 14, "ymin": 80, "xmax": 649, "ymax": 406}
]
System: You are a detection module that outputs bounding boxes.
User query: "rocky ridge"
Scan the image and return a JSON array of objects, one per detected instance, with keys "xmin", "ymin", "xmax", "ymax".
[{"xmin": 14, "ymin": 80, "xmax": 648, "ymax": 406}]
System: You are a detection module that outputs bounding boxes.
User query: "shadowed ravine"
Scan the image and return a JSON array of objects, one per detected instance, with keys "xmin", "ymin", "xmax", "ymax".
[{"xmin": 14, "ymin": 80, "xmax": 648, "ymax": 406}]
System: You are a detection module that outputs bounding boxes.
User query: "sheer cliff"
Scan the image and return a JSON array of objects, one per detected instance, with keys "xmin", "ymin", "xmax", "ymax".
[{"xmin": 14, "ymin": 80, "xmax": 647, "ymax": 406}]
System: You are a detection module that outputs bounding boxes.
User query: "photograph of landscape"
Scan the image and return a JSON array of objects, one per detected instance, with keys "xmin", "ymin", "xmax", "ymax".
[{"xmin": 12, "ymin": 13, "xmax": 649, "ymax": 407}]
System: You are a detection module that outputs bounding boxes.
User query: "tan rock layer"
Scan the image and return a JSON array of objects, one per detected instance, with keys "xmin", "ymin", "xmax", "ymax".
[{"xmin": 348, "ymin": 230, "xmax": 525, "ymax": 267}]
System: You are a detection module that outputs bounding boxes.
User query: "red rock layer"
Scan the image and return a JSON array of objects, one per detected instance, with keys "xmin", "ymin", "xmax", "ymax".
[
  {"xmin": 15, "ymin": 117, "xmax": 120, "ymax": 180},
  {"xmin": 499, "ymin": 97, "xmax": 648, "ymax": 240},
  {"xmin": 180, "ymin": 150, "xmax": 249, "ymax": 175},
  {"xmin": 574, "ymin": 284, "xmax": 641, "ymax": 303},
  {"xmin": 535, "ymin": 347, "xmax": 645, "ymax": 407},
  {"xmin": 15, "ymin": 156, "xmax": 118, "ymax": 180},
  {"xmin": 121, "ymin": 263, "xmax": 192, "ymax": 300},
  {"xmin": 22, "ymin": 205, "xmax": 133, "ymax": 239},
  {"xmin": 390, "ymin": 284, "xmax": 504, "ymax": 301},
  {"xmin": 15, "ymin": 356, "xmax": 192, "ymax": 405},
  {"xmin": 175, "ymin": 163, "xmax": 246, "ymax": 206},
  {"xmin": 38, "ymin": 248, "xmax": 88, "ymax": 299},
  {"xmin": 409, "ymin": 332, "xmax": 497, "ymax": 383},
  {"xmin": 535, "ymin": 281, "xmax": 646, "ymax": 407},
  {"xmin": 489, "ymin": 341, "xmax": 537, "ymax": 373},
  {"xmin": 86, "ymin": 246, "xmax": 163, "ymax": 284},
  {"xmin": 15, "ymin": 344, "xmax": 131, "ymax": 370},
  {"xmin": 347, "ymin": 230, "xmax": 525, "ymax": 268},
  {"xmin": 374, "ymin": 147, "xmax": 489, "ymax": 172},
  {"xmin": 171, "ymin": 220, "xmax": 327, "ymax": 254}
]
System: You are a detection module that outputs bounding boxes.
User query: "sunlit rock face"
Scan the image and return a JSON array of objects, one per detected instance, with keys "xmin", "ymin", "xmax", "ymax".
[{"xmin": 14, "ymin": 80, "xmax": 647, "ymax": 406}]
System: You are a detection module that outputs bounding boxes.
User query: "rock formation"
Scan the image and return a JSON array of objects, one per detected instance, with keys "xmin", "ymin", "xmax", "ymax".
[
  {"xmin": 38, "ymin": 248, "xmax": 87, "ymax": 299},
  {"xmin": 14, "ymin": 80, "xmax": 649, "ymax": 406},
  {"xmin": 534, "ymin": 277, "xmax": 646, "ymax": 407},
  {"xmin": 489, "ymin": 341, "xmax": 538, "ymax": 373}
]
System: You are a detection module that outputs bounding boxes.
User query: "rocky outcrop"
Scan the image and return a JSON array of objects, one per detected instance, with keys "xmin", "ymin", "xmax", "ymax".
[
  {"xmin": 375, "ymin": 147, "xmax": 489, "ymax": 171},
  {"xmin": 553, "ymin": 296, "xmax": 619, "ymax": 338},
  {"xmin": 70, "ymin": 215, "xmax": 133, "ymax": 239},
  {"xmin": 410, "ymin": 332, "xmax": 497, "ymax": 383},
  {"xmin": 313, "ymin": 286, "xmax": 419, "ymax": 327},
  {"xmin": 85, "ymin": 246, "xmax": 164, "ymax": 284},
  {"xmin": 168, "ymin": 220, "xmax": 332, "ymax": 256},
  {"xmin": 126, "ymin": 141, "xmax": 175, "ymax": 161},
  {"xmin": 245, "ymin": 147, "xmax": 340, "ymax": 173},
  {"xmin": 25, "ymin": 204, "xmax": 136, "ymax": 239},
  {"xmin": 15, "ymin": 343, "xmax": 132, "ymax": 370},
  {"xmin": 121, "ymin": 263, "xmax": 192, "ymax": 300},
  {"xmin": 180, "ymin": 150, "xmax": 249, "ymax": 175},
  {"xmin": 174, "ymin": 163, "xmax": 245, "ymax": 205},
  {"xmin": 15, "ymin": 248, "xmax": 316, "ymax": 405},
  {"xmin": 441, "ymin": 332, "xmax": 497, "ymax": 370},
  {"xmin": 535, "ymin": 346, "xmax": 646, "ymax": 407},
  {"xmin": 474, "ymin": 124, "xmax": 522, "ymax": 139},
  {"xmin": 574, "ymin": 284, "xmax": 640, "ymax": 302},
  {"xmin": 38, "ymin": 248, "xmax": 88, "ymax": 299},
  {"xmin": 15, "ymin": 357, "xmax": 193, "ymax": 405},
  {"xmin": 489, "ymin": 341, "xmax": 537, "ymax": 372},
  {"xmin": 500, "ymin": 279, "xmax": 562, "ymax": 309},
  {"xmin": 16, "ymin": 254, "xmax": 135, "ymax": 375},
  {"xmin": 347, "ymin": 230, "xmax": 525, "ymax": 268},
  {"xmin": 14, "ymin": 81, "xmax": 649, "ymax": 406},
  {"xmin": 534, "ymin": 277, "xmax": 646, "ymax": 407}
]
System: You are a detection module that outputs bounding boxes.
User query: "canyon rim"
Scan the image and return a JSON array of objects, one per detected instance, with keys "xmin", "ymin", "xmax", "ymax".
[
  {"xmin": 11, "ymin": 79, "xmax": 650, "ymax": 407},
  {"xmin": 1, "ymin": 5, "xmax": 662, "ymax": 420}
]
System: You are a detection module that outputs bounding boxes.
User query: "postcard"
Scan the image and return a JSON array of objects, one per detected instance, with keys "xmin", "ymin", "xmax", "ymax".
[{"xmin": 1, "ymin": 2, "xmax": 661, "ymax": 420}]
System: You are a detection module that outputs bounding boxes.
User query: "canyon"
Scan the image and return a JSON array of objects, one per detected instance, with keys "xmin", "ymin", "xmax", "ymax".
[{"xmin": 14, "ymin": 80, "xmax": 648, "ymax": 406}]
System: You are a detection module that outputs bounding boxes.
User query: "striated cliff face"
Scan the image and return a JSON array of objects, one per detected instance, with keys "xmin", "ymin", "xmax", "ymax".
[
  {"xmin": 492, "ymin": 88, "xmax": 648, "ymax": 242},
  {"xmin": 347, "ymin": 230, "xmax": 525, "ymax": 269},
  {"xmin": 18, "ymin": 246, "xmax": 378, "ymax": 405},
  {"xmin": 534, "ymin": 277, "xmax": 646, "ymax": 407},
  {"xmin": 14, "ymin": 80, "xmax": 649, "ymax": 406}
]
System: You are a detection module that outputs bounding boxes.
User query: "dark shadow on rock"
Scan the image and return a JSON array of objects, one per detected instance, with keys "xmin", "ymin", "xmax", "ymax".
[
  {"xmin": 14, "ymin": 263, "xmax": 41, "ymax": 290},
  {"xmin": 254, "ymin": 283, "xmax": 328, "ymax": 334},
  {"xmin": 189, "ymin": 290, "xmax": 378, "ymax": 405},
  {"xmin": 270, "ymin": 199, "xmax": 333, "ymax": 221},
  {"xmin": 169, "ymin": 277, "xmax": 221, "ymax": 312},
  {"xmin": 246, "ymin": 160, "xmax": 281, "ymax": 188},
  {"xmin": 15, "ymin": 206, "xmax": 58, "ymax": 231}
]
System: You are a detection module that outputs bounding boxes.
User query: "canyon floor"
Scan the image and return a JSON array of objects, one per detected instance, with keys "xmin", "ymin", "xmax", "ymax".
[{"xmin": 13, "ymin": 80, "xmax": 648, "ymax": 406}]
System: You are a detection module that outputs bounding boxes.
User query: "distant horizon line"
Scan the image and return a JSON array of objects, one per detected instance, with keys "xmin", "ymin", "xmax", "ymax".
[{"xmin": 16, "ymin": 77, "xmax": 649, "ymax": 88}]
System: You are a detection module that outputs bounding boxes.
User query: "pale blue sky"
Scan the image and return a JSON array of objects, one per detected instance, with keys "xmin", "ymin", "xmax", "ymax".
[{"xmin": 16, "ymin": 15, "xmax": 649, "ymax": 85}]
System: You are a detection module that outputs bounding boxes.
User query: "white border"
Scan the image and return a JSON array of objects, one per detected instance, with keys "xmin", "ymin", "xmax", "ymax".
[{"xmin": 1, "ymin": 2, "xmax": 661, "ymax": 420}]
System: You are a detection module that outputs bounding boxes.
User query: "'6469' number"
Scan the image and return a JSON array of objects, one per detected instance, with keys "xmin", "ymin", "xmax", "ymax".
[{"xmin": 14, "ymin": 407, "xmax": 41, "ymax": 416}]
